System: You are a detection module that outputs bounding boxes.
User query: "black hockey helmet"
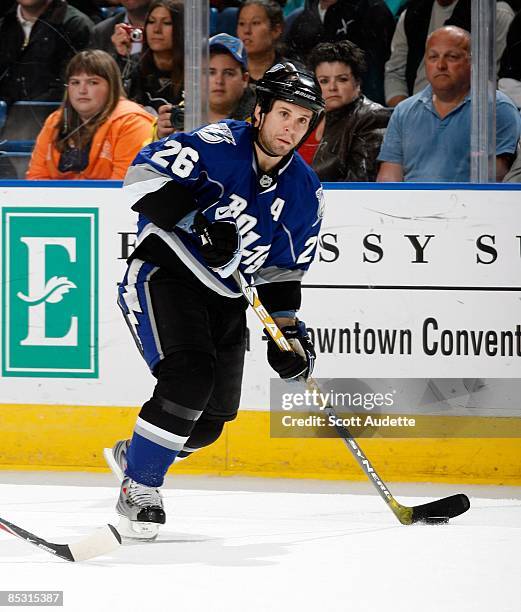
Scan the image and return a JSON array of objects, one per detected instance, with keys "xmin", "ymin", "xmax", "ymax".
[{"xmin": 254, "ymin": 61, "xmax": 325, "ymax": 154}]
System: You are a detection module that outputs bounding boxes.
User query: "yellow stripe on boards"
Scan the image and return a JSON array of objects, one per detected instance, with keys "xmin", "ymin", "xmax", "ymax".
[{"xmin": 0, "ymin": 404, "xmax": 519, "ymax": 485}]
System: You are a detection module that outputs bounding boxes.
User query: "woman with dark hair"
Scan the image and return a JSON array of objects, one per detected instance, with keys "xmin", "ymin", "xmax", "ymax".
[
  {"xmin": 237, "ymin": 0, "xmax": 285, "ymax": 84},
  {"xmin": 301, "ymin": 40, "xmax": 392, "ymax": 182},
  {"xmin": 284, "ymin": 0, "xmax": 394, "ymax": 105},
  {"xmin": 123, "ymin": 0, "xmax": 184, "ymax": 113},
  {"xmin": 27, "ymin": 49, "xmax": 154, "ymax": 179}
]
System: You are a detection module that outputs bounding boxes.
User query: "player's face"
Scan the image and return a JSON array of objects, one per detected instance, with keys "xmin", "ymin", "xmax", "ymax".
[
  {"xmin": 237, "ymin": 4, "xmax": 282, "ymax": 56},
  {"xmin": 145, "ymin": 6, "xmax": 173, "ymax": 53},
  {"xmin": 425, "ymin": 30, "xmax": 471, "ymax": 94},
  {"xmin": 67, "ymin": 72, "xmax": 110, "ymax": 121},
  {"xmin": 315, "ymin": 61, "xmax": 360, "ymax": 111},
  {"xmin": 209, "ymin": 53, "xmax": 248, "ymax": 113},
  {"xmin": 256, "ymin": 100, "xmax": 313, "ymax": 157}
]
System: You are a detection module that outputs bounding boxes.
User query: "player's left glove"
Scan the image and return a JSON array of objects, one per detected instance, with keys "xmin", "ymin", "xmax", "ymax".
[{"xmin": 266, "ymin": 320, "xmax": 316, "ymax": 381}]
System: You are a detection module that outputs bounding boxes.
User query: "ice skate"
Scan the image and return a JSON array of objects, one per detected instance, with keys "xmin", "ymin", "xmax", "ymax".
[
  {"xmin": 116, "ymin": 476, "xmax": 165, "ymax": 539},
  {"xmin": 104, "ymin": 440, "xmax": 165, "ymax": 539}
]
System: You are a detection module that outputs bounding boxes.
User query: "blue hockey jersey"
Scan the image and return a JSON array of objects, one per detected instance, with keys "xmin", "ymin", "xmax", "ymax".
[{"xmin": 123, "ymin": 120, "xmax": 325, "ymax": 298}]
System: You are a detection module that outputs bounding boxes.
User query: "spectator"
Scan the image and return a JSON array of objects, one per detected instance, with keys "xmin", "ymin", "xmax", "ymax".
[
  {"xmin": 377, "ymin": 26, "xmax": 521, "ymax": 182},
  {"xmin": 26, "ymin": 49, "xmax": 154, "ymax": 179},
  {"xmin": 384, "ymin": 0, "xmax": 514, "ymax": 107},
  {"xmin": 125, "ymin": 0, "xmax": 184, "ymax": 114},
  {"xmin": 499, "ymin": 11, "xmax": 521, "ymax": 109},
  {"xmin": 303, "ymin": 40, "xmax": 391, "ymax": 181},
  {"xmin": 90, "ymin": 0, "xmax": 151, "ymax": 67},
  {"xmin": 237, "ymin": 0, "xmax": 285, "ymax": 84},
  {"xmin": 0, "ymin": 0, "xmax": 94, "ymax": 106},
  {"xmin": 155, "ymin": 33, "xmax": 255, "ymax": 139},
  {"xmin": 68, "ymin": 0, "xmax": 104, "ymax": 23},
  {"xmin": 285, "ymin": 0, "xmax": 395, "ymax": 105},
  {"xmin": 284, "ymin": 0, "xmax": 335, "ymax": 64},
  {"xmin": 208, "ymin": 34, "xmax": 256, "ymax": 122},
  {"xmin": 323, "ymin": 0, "xmax": 394, "ymax": 105}
]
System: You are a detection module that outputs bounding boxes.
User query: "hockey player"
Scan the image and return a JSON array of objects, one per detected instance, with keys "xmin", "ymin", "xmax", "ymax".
[{"xmin": 106, "ymin": 62, "xmax": 326, "ymax": 538}]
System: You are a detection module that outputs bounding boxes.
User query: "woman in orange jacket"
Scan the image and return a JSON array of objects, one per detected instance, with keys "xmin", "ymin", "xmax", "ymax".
[{"xmin": 27, "ymin": 49, "xmax": 154, "ymax": 180}]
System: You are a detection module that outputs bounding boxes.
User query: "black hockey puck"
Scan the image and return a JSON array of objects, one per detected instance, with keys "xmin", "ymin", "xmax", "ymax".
[{"xmin": 423, "ymin": 516, "xmax": 449, "ymax": 524}]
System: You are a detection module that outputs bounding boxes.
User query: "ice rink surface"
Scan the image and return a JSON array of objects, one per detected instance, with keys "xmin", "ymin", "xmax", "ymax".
[{"xmin": 0, "ymin": 471, "xmax": 519, "ymax": 612}]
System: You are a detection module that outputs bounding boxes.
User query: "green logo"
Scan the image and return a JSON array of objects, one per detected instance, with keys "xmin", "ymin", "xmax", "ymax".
[{"xmin": 2, "ymin": 208, "xmax": 98, "ymax": 377}]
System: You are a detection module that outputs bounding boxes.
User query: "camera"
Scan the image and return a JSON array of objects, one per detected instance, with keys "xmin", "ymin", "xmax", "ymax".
[
  {"xmin": 58, "ymin": 146, "xmax": 85, "ymax": 173},
  {"xmin": 170, "ymin": 103, "xmax": 185, "ymax": 131},
  {"xmin": 121, "ymin": 24, "xmax": 143, "ymax": 43}
]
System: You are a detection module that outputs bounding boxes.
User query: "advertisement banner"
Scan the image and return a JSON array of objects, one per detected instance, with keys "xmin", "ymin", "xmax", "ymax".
[
  {"xmin": 0, "ymin": 184, "xmax": 519, "ymax": 413},
  {"xmin": 2, "ymin": 207, "xmax": 98, "ymax": 377}
]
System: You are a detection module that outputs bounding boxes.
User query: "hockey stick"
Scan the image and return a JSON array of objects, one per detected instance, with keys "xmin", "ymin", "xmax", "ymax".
[
  {"xmin": 234, "ymin": 270, "xmax": 470, "ymax": 525},
  {"xmin": 0, "ymin": 516, "xmax": 121, "ymax": 562}
]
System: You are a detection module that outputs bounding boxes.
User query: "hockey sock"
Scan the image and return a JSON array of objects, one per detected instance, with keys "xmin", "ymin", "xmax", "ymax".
[{"xmin": 125, "ymin": 431, "xmax": 180, "ymax": 488}]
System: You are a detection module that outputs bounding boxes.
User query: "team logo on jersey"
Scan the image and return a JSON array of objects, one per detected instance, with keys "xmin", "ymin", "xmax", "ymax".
[
  {"xmin": 259, "ymin": 174, "xmax": 273, "ymax": 188},
  {"xmin": 196, "ymin": 123, "xmax": 236, "ymax": 146}
]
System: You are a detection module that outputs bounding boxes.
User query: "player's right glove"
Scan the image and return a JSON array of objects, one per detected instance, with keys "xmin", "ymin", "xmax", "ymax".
[
  {"xmin": 266, "ymin": 320, "xmax": 316, "ymax": 381},
  {"xmin": 192, "ymin": 211, "xmax": 241, "ymax": 272}
]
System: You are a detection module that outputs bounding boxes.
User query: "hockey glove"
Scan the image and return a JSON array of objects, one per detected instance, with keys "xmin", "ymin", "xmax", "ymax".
[
  {"xmin": 267, "ymin": 320, "xmax": 315, "ymax": 380},
  {"xmin": 192, "ymin": 211, "xmax": 241, "ymax": 272}
]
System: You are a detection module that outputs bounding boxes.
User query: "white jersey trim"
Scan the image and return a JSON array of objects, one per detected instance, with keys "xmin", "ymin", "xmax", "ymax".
[{"xmin": 137, "ymin": 223, "xmax": 241, "ymax": 298}]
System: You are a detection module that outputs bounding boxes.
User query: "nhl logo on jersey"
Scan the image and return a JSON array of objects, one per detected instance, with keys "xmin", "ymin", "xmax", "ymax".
[
  {"xmin": 259, "ymin": 174, "xmax": 273, "ymax": 188},
  {"xmin": 196, "ymin": 123, "xmax": 236, "ymax": 146}
]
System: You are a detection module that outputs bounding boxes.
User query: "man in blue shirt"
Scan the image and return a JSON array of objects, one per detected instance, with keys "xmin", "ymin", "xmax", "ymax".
[{"xmin": 377, "ymin": 26, "xmax": 521, "ymax": 182}]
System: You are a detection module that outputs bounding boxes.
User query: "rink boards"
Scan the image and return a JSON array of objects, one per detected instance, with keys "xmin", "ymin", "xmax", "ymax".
[{"xmin": 0, "ymin": 181, "xmax": 519, "ymax": 484}]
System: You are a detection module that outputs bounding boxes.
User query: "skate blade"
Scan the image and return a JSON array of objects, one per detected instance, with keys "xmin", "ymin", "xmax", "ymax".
[{"xmin": 117, "ymin": 517, "xmax": 160, "ymax": 540}]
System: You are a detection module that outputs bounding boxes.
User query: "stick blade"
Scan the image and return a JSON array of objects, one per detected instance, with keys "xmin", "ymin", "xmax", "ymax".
[
  {"xmin": 0, "ymin": 517, "xmax": 121, "ymax": 562},
  {"xmin": 0, "ymin": 516, "xmax": 74, "ymax": 561},
  {"xmin": 411, "ymin": 493, "xmax": 470, "ymax": 524},
  {"xmin": 67, "ymin": 524, "xmax": 121, "ymax": 562}
]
